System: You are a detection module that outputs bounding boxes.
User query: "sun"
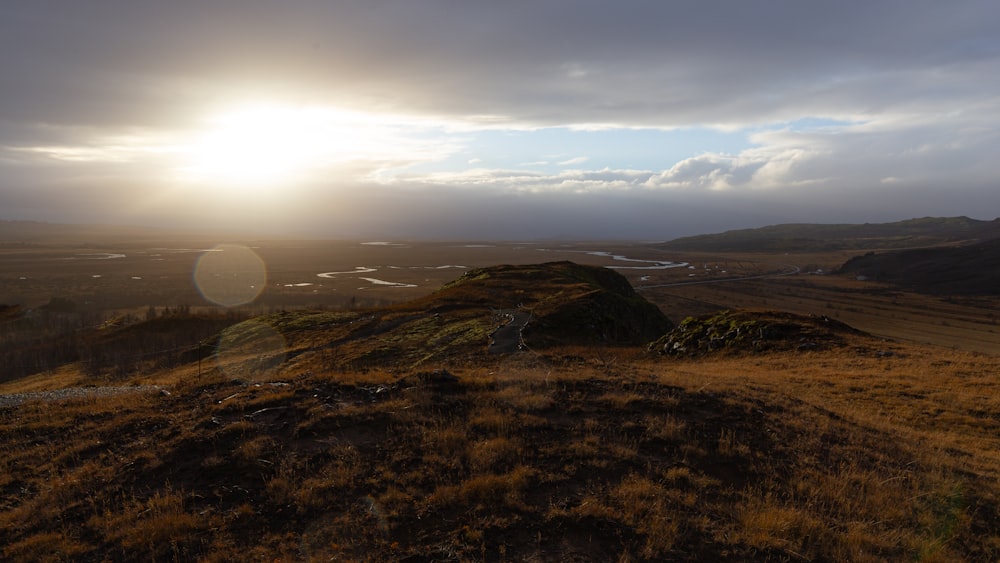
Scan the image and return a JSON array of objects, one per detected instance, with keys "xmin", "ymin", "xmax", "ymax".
[
  {"xmin": 172, "ymin": 101, "xmax": 450, "ymax": 193},
  {"xmin": 178, "ymin": 104, "xmax": 339, "ymax": 188}
]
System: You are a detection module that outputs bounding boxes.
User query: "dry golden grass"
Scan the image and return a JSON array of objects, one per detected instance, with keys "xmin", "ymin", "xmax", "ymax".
[
  {"xmin": 1, "ymin": 336, "xmax": 999, "ymax": 561},
  {"xmin": 0, "ymin": 364, "xmax": 88, "ymax": 394},
  {"xmin": 11, "ymin": 235, "xmax": 1000, "ymax": 559}
]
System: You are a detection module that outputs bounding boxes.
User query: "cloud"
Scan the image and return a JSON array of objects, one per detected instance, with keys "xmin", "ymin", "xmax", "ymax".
[
  {"xmin": 558, "ymin": 156, "xmax": 589, "ymax": 166},
  {"xmin": 4, "ymin": 1, "xmax": 998, "ymax": 131},
  {"xmin": 1, "ymin": 1, "xmax": 999, "ymax": 238}
]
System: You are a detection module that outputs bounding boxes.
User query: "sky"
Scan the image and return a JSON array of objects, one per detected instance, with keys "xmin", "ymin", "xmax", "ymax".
[{"xmin": 2, "ymin": 1, "xmax": 999, "ymax": 240}]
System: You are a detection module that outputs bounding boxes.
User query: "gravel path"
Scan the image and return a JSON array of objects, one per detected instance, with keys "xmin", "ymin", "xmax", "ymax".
[
  {"xmin": 489, "ymin": 310, "xmax": 532, "ymax": 354},
  {"xmin": 0, "ymin": 385, "xmax": 163, "ymax": 408}
]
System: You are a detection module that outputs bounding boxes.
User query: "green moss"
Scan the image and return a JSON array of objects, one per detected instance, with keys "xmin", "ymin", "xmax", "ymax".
[
  {"xmin": 651, "ymin": 310, "xmax": 853, "ymax": 357},
  {"xmin": 266, "ymin": 311, "xmax": 360, "ymax": 333},
  {"xmin": 200, "ymin": 262, "xmax": 671, "ymax": 368}
]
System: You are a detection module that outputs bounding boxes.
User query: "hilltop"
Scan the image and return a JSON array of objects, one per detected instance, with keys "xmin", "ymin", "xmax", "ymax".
[
  {"xmin": 438, "ymin": 262, "xmax": 673, "ymax": 349},
  {"xmin": 206, "ymin": 261, "xmax": 673, "ymax": 374},
  {"xmin": 2, "ymin": 262, "xmax": 1000, "ymax": 561},
  {"xmin": 656, "ymin": 216, "xmax": 1000, "ymax": 253}
]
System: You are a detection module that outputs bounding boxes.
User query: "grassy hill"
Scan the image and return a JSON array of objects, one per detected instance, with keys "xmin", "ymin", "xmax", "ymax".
[
  {"xmin": 657, "ymin": 216, "xmax": 1000, "ymax": 253},
  {"xmin": 440, "ymin": 261, "xmax": 673, "ymax": 349},
  {"xmin": 208, "ymin": 261, "xmax": 674, "ymax": 374},
  {"xmin": 2, "ymin": 262, "xmax": 999, "ymax": 561},
  {"xmin": 836, "ymin": 238, "xmax": 1000, "ymax": 295},
  {"xmin": 0, "ymin": 262, "xmax": 672, "ymax": 383},
  {"xmin": 650, "ymin": 309, "xmax": 861, "ymax": 356}
]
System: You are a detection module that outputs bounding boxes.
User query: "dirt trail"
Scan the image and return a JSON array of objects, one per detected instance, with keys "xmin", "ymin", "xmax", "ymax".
[
  {"xmin": 488, "ymin": 310, "xmax": 532, "ymax": 354},
  {"xmin": 0, "ymin": 385, "xmax": 162, "ymax": 408}
]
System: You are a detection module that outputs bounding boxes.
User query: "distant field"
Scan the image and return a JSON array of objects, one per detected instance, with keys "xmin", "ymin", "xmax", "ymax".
[
  {"xmin": 640, "ymin": 252, "xmax": 1000, "ymax": 355},
  {"xmin": 0, "ymin": 239, "xmax": 698, "ymax": 311},
  {"xmin": 2, "ymin": 238, "xmax": 996, "ymax": 354}
]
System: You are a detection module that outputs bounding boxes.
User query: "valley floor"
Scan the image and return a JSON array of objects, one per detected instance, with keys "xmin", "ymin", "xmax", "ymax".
[{"xmin": 642, "ymin": 270, "xmax": 1000, "ymax": 355}]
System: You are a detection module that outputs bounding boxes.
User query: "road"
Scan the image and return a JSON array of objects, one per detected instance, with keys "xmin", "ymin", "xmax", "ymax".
[{"xmin": 635, "ymin": 263, "xmax": 801, "ymax": 290}]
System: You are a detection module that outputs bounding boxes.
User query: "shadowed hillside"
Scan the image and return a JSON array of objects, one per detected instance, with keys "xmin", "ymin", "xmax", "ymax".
[
  {"xmin": 836, "ymin": 238, "xmax": 1000, "ymax": 295},
  {"xmin": 440, "ymin": 261, "xmax": 674, "ymax": 349},
  {"xmin": 657, "ymin": 216, "xmax": 1000, "ymax": 253}
]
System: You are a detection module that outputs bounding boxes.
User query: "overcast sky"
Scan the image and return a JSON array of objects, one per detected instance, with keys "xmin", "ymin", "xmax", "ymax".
[{"xmin": 2, "ymin": 1, "xmax": 998, "ymax": 240}]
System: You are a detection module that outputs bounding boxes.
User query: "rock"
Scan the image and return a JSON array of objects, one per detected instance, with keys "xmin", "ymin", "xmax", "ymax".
[{"xmin": 650, "ymin": 310, "xmax": 862, "ymax": 357}]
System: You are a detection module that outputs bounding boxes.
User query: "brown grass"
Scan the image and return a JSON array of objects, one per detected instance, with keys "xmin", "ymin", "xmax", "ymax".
[
  {"xmin": 9, "ymin": 235, "xmax": 1000, "ymax": 560},
  {"xmin": 1, "ymin": 335, "xmax": 1000, "ymax": 560}
]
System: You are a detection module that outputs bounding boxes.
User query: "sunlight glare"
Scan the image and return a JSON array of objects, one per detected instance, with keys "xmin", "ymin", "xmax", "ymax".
[{"xmin": 177, "ymin": 103, "xmax": 408, "ymax": 190}]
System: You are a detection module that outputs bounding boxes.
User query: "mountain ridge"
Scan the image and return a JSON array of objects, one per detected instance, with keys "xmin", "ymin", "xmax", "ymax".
[{"xmin": 657, "ymin": 216, "xmax": 1000, "ymax": 252}]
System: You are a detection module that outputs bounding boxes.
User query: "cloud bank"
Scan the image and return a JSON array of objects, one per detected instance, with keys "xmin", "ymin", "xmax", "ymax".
[{"xmin": 1, "ymin": 1, "xmax": 998, "ymax": 239}]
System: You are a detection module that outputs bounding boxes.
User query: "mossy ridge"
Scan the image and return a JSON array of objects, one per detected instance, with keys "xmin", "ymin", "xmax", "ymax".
[
  {"xmin": 204, "ymin": 262, "xmax": 671, "ymax": 371},
  {"xmin": 439, "ymin": 262, "xmax": 633, "ymax": 303},
  {"xmin": 438, "ymin": 262, "xmax": 673, "ymax": 349},
  {"xmin": 650, "ymin": 309, "xmax": 861, "ymax": 356}
]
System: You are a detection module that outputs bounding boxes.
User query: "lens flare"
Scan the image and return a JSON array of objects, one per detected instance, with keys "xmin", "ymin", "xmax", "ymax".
[{"xmin": 193, "ymin": 244, "xmax": 266, "ymax": 307}]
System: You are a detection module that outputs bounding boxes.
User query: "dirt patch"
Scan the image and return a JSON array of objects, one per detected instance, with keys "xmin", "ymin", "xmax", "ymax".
[{"xmin": 0, "ymin": 385, "xmax": 163, "ymax": 408}]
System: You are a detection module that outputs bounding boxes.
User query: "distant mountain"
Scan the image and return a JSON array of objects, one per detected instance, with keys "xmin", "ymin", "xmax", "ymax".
[
  {"xmin": 0, "ymin": 220, "xmax": 258, "ymax": 244},
  {"xmin": 836, "ymin": 238, "xmax": 1000, "ymax": 295},
  {"xmin": 0, "ymin": 220, "xmax": 157, "ymax": 243},
  {"xmin": 657, "ymin": 216, "xmax": 1000, "ymax": 253}
]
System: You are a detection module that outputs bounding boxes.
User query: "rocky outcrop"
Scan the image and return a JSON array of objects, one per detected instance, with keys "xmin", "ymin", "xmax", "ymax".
[
  {"xmin": 444, "ymin": 261, "xmax": 674, "ymax": 349},
  {"xmin": 650, "ymin": 310, "xmax": 860, "ymax": 357}
]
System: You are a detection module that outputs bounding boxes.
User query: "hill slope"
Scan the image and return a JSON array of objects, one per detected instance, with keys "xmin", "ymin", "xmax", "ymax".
[
  {"xmin": 440, "ymin": 261, "xmax": 674, "ymax": 349},
  {"xmin": 0, "ymin": 262, "xmax": 672, "ymax": 382},
  {"xmin": 3, "ymin": 264, "xmax": 1000, "ymax": 560},
  {"xmin": 257, "ymin": 261, "xmax": 673, "ymax": 372},
  {"xmin": 657, "ymin": 216, "xmax": 1000, "ymax": 253},
  {"xmin": 2, "ymin": 335, "xmax": 1000, "ymax": 561},
  {"xmin": 836, "ymin": 238, "xmax": 1000, "ymax": 295}
]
